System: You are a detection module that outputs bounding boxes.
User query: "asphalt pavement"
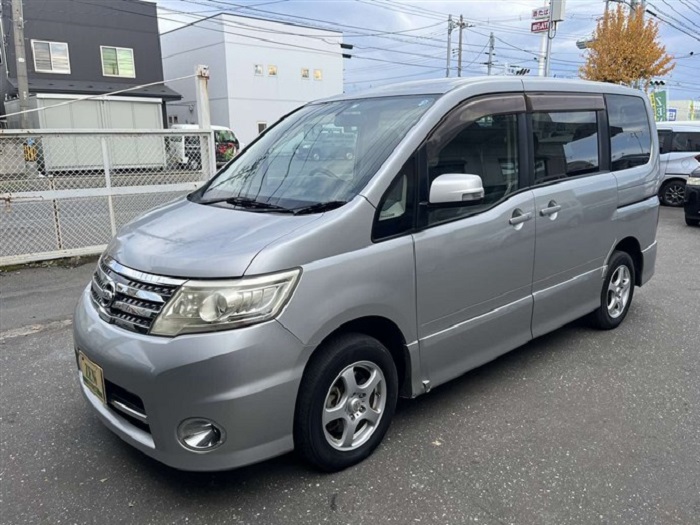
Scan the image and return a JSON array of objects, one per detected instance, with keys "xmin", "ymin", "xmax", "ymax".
[{"xmin": 1, "ymin": 206, "xmax": 698, "ymax": 525}]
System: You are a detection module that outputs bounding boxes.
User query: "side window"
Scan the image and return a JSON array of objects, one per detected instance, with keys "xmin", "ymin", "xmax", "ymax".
[
  {"xmin": 658, "ymin": 130, "xmax": 672, "ymax": 154},
  {"xmin": 532, "ymin": 111, "xmax": 599, "ymax": 184},
  {"xmin": 606, "ymin": 94, "xmax": 652, "ymax": 170},
  {"xmin": 373, "ymin": 158, "xmax": 416, "ymax": 241},
  {"xmin": 671, "ymin": 132, "xmax": 700, "ymax": 153},
  {"xmin": 426, "ymin": 111, "xmax": 521, "ymax": 226}
]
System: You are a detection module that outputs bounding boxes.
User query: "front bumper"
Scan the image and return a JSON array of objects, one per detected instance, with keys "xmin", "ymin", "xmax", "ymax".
[{"xmin": 73, "ymin": 287, "xmax": 307, "ymax": 471}]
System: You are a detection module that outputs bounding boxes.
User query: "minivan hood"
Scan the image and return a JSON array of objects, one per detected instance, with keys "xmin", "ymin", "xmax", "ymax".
[{"xmin": 107, "ymin": 198, "xmax": 322, "ymax": 278}]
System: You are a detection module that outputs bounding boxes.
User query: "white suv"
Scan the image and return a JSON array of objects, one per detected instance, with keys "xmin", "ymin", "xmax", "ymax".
[{"xmin": 656, "ymin": 121, "xmax": 700, "ymax": 206}]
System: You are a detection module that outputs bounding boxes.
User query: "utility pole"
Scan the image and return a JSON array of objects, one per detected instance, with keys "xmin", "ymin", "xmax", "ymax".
[
  {"xmin": 11, "ymin": 0, "xmax": 30, "ymax": 129},
  {"xmin": 487, "ymin": 32, "xmax": 495, "ymax": 75},
  {"xmin": 445, "ymin": 15, "xmax": 454, "ymax": 77},
  {"xmin": 457, "ymin": 15, "xmax": 464, "ymax": 77},
  {"xmin": 195, "ymin": 64, "xmax": 211, "ymax": 130},
  {"xmin": 538, "ymin": 30, "xmax": 547, "ymax": 76},
  {"xmin": 544, "ymin": 0, "xmax": 554, "ymax": 77},
  {"xmin": 630, "ymin": 0, "xmax": 645, "ymax": 20}
]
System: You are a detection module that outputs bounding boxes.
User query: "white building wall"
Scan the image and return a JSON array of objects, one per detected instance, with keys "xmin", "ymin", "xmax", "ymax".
[
  {"xmin": 161, "ymin": 14, "xmax": 343, "ymax": 144},
  {"xmin": 161, "ymin": 18, "xmax": 229, "ymax": 127}
]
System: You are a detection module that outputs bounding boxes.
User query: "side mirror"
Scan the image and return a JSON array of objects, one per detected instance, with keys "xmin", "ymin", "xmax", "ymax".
[{"xmin": 429, "ymin": 173, "xmax": 485, "ymax": 205}]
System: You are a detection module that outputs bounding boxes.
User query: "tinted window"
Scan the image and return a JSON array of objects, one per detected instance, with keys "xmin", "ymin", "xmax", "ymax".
[
  {"xmin": 532, "ymin": 111, "xmax": 599, "ymax": 184},
  {"xmin": 373, "ymin": 158, "xmax": 416, "ymax": 240},
  {"xmin": 658, "ymin": 130, "xmax": 672, "ymax": 154},
  {"xmin": 427, "ymin": 112, "xmax": 520, "ymax": 225},
  {"xmin": 671, "ymin": 132, "xmax": 700, "ymax": 153},
  {"xmin": 606, "ymin": 95, "xmax": 651, "ymax": 170}
]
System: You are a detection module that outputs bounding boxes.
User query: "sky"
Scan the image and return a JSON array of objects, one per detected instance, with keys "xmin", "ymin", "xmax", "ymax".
[{"xmin": 154, "ymin": 0, "xmax": 700, "ymax": 100}]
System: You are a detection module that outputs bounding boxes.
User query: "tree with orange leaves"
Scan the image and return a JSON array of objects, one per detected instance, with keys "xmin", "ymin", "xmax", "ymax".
[{"xmin": 580, "ymin": 5, "xmax": 674, "ymax": 89}]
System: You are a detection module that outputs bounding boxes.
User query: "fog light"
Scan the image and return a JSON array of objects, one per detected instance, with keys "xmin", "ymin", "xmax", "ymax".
[{"xmin": 177, "ymin": 418, "xmax": 225, "ymax": 451}]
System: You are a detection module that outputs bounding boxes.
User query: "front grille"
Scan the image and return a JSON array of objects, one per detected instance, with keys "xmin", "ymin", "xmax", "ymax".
[{"xmin": 89, "ymin": 257, "xmax": 184, "ymax": 335}]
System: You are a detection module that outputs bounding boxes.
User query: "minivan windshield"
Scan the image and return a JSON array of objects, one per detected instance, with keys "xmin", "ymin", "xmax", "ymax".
[{"xmin": 193, "ymin": 96, "xmax": 436, "ymax": 210}]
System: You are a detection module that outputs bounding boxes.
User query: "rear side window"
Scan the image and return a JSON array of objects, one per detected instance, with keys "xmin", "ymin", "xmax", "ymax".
[
  {"xmin": 606, "ymin": 95, "xmax": 652, "ymax": 170},
  {"xmin": 532, "ymin": 111, "xmax": 599, "ymax": 184},
  {"xmin": 671, "ymin": 132, "xmax": 700, "ymax": 153}
]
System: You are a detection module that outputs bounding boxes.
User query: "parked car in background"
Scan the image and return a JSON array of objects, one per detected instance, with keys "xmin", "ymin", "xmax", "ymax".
[
  {"xmin": 213, "ymin": 127, "xmax": 242, "ymax": 167},
  {"xmin": 295, "ymin": 126, "xmax": 356, "ymax": 161},
  {"xmin": 170, "ymin": 124, "xmax": 242, "ymax": 169},
  {"xmin": 684, "ymin": 169, "xmax": 700, "ymax": 226},
  {"xmin": 656, "ymin": 122, "xmax": 700, "ymax": 207}
]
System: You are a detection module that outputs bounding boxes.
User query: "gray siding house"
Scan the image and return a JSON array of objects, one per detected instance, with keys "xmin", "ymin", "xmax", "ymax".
[{"xmin": 0, "ymin": 0, "xmax": 179, "ymax": 127}]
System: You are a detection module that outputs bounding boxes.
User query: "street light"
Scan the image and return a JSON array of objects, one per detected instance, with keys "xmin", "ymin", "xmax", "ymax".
[{"xmin": 576, "ymin": 38, "xmax": 594, "ymax": 49}]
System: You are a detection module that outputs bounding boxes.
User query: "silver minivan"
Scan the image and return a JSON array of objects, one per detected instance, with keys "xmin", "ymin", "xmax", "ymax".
[{"xmin": 74, "ymin": 78, "xmax": 659, "ymax": 472}]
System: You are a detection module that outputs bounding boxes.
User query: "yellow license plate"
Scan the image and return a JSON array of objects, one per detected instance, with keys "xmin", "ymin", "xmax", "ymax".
[{"xmin": 79, "ymin": 352, "xmax": 106, "ymax": 404}]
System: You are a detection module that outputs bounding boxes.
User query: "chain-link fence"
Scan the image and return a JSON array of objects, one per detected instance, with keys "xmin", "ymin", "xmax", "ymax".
[{"xmin": 0, "ymin": 129, "xmax": 214, "ymax": 265}]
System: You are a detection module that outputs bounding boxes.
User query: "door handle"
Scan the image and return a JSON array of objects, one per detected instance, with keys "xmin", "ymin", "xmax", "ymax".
[
  {"xmin": 509, "ymin": 209, "xmax": 532, "ymax": 226},
  {"xmin": 540, "ymin": 202, "xmax": 562, "ymax": 217}
]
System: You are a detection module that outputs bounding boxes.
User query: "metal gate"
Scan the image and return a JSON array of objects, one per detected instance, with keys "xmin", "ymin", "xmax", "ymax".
[{"xmin": 0, "ymin": 129, "xmax": 214, "ymax": 265}]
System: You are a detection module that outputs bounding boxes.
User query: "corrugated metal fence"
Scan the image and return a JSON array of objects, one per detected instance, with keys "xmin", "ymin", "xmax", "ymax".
[{"xmin": 0, "ymin": 129, "xmax": 214, "ymax": 265}]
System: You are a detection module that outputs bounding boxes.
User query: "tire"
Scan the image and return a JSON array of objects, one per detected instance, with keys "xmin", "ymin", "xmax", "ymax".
[
  {"xmin": 659, "ymin": 180, "xmax": 686, "ymax": 207},
  {"xmin": 589, "ymin": 251, "xmax": 635, "ymax": 330},
  {"xmin": 294, "ymin": 333, "xmax": 398, "ymax": 472},
  {"xmin": 686, "ymin": 217, "xmax": 700, "ymax": 227}
]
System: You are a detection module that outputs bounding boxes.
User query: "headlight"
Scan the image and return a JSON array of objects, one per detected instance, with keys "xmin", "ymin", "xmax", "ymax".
[
  {"xmin": 151, "ymin": 268, "xmax": 300, "ymax": 336},
  {"xmin": 688, "ymin": 174, "xmax": 700, "ymax": 186}
]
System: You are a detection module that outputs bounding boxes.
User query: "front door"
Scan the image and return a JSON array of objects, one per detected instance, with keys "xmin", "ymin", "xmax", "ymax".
[{"xmin": 412, "ymin": 95, "xmax": 536, "ymax": 387}]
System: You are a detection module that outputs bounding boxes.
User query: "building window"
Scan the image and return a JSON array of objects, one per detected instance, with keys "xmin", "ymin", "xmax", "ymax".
[
  {"xmin": 301, "ymin": 68, "xmax": 310, "ymax": 79},
  {"xmin": 31, "ymin": 40, "xmax": 70, "ymax": 74},
  {"xmin": 258, "ymin": 122, "xmax": 268, "ymax": 134},
  {"xmin": 254, "ymin": 64, "xmax": 263, "ymax": 76},
  {"xmin": 101, "ymin": 46, "xmax": 135, "ymax": 78},
  {"xmin": 268, "ymin": 65, "xmax": 278, "ymax": 77},
  {"xmin": 313, "ymin": 69, "xmax": 323, "ymax": 81}
]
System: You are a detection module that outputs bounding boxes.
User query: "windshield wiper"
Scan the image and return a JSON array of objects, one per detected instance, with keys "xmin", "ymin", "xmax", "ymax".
[
  {"xmin": 196, "ymin": 196, "xmax": 291, "ymax": 211},
  {"xmin": 290, "ymin": 200, "xmax": 347, "ymax": 215}
]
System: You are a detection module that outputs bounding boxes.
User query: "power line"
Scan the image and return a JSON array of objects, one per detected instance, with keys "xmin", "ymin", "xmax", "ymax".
[
  {"xmin": 1, "ymin": 74, "xmax": 197, "ymax": 119},
  {"xmin": 181, "ymin": 0, "xmax": 448, "ymax": 46},
  {"xmin": 645, "ymin": 6, "xmax": 700, "ymax": 43},
  {"xmin": 99, "ymin": 0, "xmax": 449, "ymax": 71},
  {"xmin": 648, "ymin": 1, "xmax": 700, "ymax": 36}
]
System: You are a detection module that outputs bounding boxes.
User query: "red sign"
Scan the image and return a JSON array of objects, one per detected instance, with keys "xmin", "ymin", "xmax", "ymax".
[
  {"xmin": 532, "ymin": 6, "xmax": 549, "ymax": 20},
  {"xmin": 531, "ymin": 20, "xmax": 550, "ymax": 33}
]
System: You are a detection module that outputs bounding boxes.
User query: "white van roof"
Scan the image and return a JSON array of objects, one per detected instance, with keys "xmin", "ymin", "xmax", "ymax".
[
  {"xmin": 656, "ymin": 121, "xmax": 700, "ymax": 131},
  {"xmin": 171, "ymin": 124, "xmax": 232, "ymax": 131}
]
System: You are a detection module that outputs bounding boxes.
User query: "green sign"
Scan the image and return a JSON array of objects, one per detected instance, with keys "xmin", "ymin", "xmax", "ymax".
[{"xmin": 650, "ymin": 91, "xmax": 667, "ymax": 122}]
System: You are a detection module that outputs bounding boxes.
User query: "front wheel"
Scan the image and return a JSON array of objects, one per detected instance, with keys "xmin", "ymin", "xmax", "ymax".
[
  {"xmin": 659, "ymin": 180, "xmax": 686, "ymax": 207},
  {"xmin": 294, "ymin": 333, "xmax": 398, "ymax": 472},
  {"xmin": 685, "ymin": 216, "xmax": 700, "ymax": 227},
  {"xmin": 589, "ymin": 251, "xmax": 635, "ymax": 330}
]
